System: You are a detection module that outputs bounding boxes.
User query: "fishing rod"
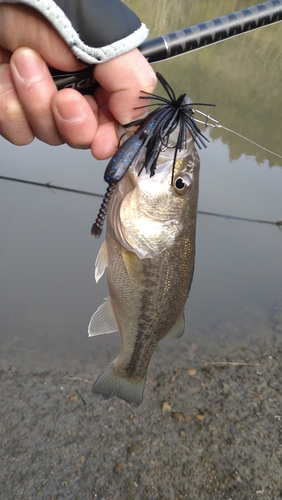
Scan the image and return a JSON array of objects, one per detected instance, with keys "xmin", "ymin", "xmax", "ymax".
[{"xmin": 52, "ymin": 0, "xmax": 282, "ymax": 92}]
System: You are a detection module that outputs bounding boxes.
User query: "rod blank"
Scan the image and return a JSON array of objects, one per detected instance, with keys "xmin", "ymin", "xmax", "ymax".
[
  {"xmin": 140, "ymin": 0, "xmax": 282, "ymax": 62},
  {"xmin": 52, "ymin": 1, "xmax": 282, "ymax": 91}
]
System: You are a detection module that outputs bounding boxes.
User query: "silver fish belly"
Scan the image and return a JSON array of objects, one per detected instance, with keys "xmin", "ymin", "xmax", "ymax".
[{"xmin": 88, "ymin": 134, "xmax": 200, "ymax": 407}]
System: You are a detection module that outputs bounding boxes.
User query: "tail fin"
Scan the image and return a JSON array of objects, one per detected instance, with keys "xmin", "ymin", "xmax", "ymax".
[{"xmin": 92, "ymin": 362, "xmax": 146, "ymax": 407}]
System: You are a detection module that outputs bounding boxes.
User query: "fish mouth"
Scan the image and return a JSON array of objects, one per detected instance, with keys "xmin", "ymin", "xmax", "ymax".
[
  {"xmin": 159, "ymin": 126, "xmax": 194, "ymax": 155},
  {"xmin": 129, "ymin": 130, "xmax": 195, "ymax": 187}
]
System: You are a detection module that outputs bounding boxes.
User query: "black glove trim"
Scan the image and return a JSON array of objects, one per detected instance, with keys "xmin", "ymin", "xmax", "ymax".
[{"xmin": 1, "ymin": 0, "xmax": 149, "ymax": 63}]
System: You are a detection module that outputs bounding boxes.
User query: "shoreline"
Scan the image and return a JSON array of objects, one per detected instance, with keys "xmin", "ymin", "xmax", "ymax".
[{"xmin": 1, "ymin": 341, "xmax": 282, "ymax": 500}]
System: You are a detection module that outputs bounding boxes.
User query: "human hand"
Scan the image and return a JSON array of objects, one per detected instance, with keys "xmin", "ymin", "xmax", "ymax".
[{"xmin": 0, "ymin": 4, "xmax": 157, "ymax": 159}]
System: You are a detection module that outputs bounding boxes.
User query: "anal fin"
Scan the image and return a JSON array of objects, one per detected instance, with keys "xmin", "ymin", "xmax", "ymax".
[
  {"xmin": 88, "ymin": 297, "xmax": 118, "ymax": 337},
  {"xmin": 168, "ymin": 312, "xmax": 185, "ymax": 339}
]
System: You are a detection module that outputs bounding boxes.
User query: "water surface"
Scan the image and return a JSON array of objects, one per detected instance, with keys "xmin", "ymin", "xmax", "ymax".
[{"xmin": 0, "ymin": 0, "xmax": 281, "ymax": 373}]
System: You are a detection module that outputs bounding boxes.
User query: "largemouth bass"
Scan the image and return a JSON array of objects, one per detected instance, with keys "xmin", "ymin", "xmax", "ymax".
[{"xmin": 88, "ymin": 128, "xmax": 200, "ymax": 407}]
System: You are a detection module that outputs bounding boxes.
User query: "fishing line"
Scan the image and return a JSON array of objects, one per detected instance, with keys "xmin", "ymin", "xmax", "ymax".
[
  {"xmin": 193, "ymin": 110, "xmax": 282, "ymax": 160},
  {"xmin": 219, "ymin": 126, "xmax": 282, "ymax": 159},
  {"xmin": 1, "ymin": 86, "xmax": 281, "ymax": 160},
  {"xmin": 1, "ymin": 175, "xmax": 281, "ymax": 228},
  {"xmin": 0, "ymin": 175, "xmax": 102, "ymax": 197}
]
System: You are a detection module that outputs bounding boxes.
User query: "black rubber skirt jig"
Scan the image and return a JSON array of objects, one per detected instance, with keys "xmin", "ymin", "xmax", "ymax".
[{"xmin": 91, "ymin": 72, "xmax": 214, "ymax": 238}]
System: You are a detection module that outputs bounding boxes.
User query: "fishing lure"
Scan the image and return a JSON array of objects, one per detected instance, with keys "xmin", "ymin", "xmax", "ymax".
[
  {"xmin": 103, "ymin": 106, "xmax": 168, "ymax": 184},
  {"xmin": 91, "ymin": 72, "xmax": 214, "ymax": 238}
]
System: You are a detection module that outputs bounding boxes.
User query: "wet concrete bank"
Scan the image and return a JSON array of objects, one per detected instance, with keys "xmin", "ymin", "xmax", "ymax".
[{"xmin": 1, "ymin": 341, "xmax": 282, "ymax": 500}]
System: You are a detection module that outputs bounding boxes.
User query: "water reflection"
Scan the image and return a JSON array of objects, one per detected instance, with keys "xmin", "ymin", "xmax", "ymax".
[
  {"xmin": 0, "ymin": 0, "xmax": 281, "ymax": 372},
  {"xmin": 1, "ymin": 138, "xmax": 281, "ymax": 373},
  {"xmin": 128, "ymin": 0, "xmax": 282, "ymax": 168}
]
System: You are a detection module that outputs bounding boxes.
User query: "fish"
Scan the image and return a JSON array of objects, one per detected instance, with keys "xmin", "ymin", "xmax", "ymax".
[{"xmin": 88, "ymin": 126, "xmax": 200, "ymax": 407}]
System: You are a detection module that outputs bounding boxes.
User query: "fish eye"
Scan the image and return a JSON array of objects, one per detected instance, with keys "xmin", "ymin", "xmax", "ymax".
[{"xmin": 173, "ymin": 174, "xmax": 193, "ymax": 195}]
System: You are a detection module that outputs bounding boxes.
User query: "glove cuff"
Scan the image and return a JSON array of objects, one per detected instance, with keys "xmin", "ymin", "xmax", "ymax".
[{"xmin": 1, "ymin": 0, "xmax": 149, "ymax": 63}]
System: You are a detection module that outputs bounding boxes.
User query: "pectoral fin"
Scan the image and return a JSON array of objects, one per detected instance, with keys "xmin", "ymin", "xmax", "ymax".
[
  {"xmin": 168, "ymin": 312, "xmax": 185, "ymax": 339},
  {"xmin": 88, "ymin": 297, "xmax": 118, "ymax": 337},
  {"xmin": 95, "ymin": 240, "xmax": 108, "ymax": 283}
]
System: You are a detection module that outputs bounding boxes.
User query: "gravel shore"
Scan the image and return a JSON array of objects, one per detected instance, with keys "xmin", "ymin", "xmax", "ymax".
[{"xmin": 1, "ymin": 339, "xmax": 282, "ymax": 500}]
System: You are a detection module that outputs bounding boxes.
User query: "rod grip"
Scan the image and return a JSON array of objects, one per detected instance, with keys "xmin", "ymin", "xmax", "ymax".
[{"xmin": 50, "ymin": 67, "xmax": 98, "ymax": 94}]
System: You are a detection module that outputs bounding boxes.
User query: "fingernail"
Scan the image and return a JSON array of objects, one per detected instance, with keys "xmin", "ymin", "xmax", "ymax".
[
  {"xmin": 54, "ymin": 98, "xmax": 86, "ymax": 122},
  {"xmin": 13, "ymin": 49, "xmax": 45, "ymax": 82}
]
